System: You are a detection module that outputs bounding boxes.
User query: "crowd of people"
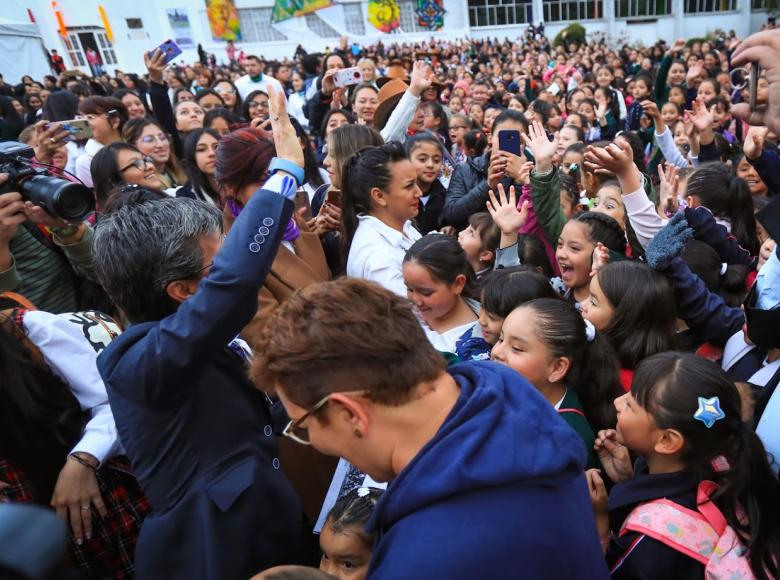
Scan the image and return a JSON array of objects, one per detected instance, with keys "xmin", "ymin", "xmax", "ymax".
[{"xmin": 1, "ymin": 21, "xmax": 780, "ymax": 580}]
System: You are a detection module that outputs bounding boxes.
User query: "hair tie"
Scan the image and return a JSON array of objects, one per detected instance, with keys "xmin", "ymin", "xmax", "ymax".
[
  {"xmin": 720, "ymin": 262, "xmax": 728, "ymax": 276},
  {"xmin": 583, "ymin": 319, "xmax": 596, "ymax": 342}
]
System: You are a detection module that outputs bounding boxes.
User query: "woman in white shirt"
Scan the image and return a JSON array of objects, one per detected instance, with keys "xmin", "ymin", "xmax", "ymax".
[
  {"xmin": 342, "ymin": 142, "xmax": 423, "ymax": 296},
  {"xmin": 403, "ymin": 234, "xmax": 491, "ymax": 361}
]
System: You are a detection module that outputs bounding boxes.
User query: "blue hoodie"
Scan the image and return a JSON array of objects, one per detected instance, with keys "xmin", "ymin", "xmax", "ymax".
[{"xmin": 365, "ymin": 361, "xmax": 610, "ymax": 580}]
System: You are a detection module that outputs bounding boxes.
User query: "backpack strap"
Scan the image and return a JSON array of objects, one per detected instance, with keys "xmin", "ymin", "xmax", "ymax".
[
  {"xmin": 557, "ymin": 407, "xmax": 586, "ymax": 418},
  {"xmin": 621, "ymin": 498, "xmax": 718, "ymax": 566}
]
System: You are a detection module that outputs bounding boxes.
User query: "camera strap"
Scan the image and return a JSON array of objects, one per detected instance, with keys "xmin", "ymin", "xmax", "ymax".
[{"xmin": 22, "ymin": 221, "xmax": 63, "ymax": 256}]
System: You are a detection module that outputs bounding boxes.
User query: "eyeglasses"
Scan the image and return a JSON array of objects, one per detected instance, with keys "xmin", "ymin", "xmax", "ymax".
[
  {"xmin": 178, "ymin": 95, "xmax": 195, "ymax": 102},
  {"xmin": 282, "ymin": 390, "xmax": 368, "ymax": 445},
  {"xmin": 140, "ymin": 133, "xmax": 169, "ymax": 145},
  {"xmin": 120, "ymin": 155, "xmax": 154, "ymax": 172},
  {"xmin": 248, "ymin": 100, "xmax": 269, "ymax": 109},
  {"xmin": 215, "ymin": 87, "xmax": 236, "ymax": 95}
]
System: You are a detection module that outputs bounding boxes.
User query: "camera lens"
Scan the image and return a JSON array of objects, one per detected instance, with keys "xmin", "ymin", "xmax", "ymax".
[{"xmin": 21, "ymin": 175, "xmax": 95, "ymax": 221}]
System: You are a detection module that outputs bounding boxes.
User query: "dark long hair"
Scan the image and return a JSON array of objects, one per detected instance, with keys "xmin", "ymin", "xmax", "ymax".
[
  {"xmin": 340, "ymin": 141, "xmax": 407, "ymax": 256},
  {"xmin": 480, "ymin": 266, "xmax": 558, "ymax": 318},
  {"xmin": 182, "ymin": 128, "xmax": 222, "ymax": 204},
  {"xmin": 91, "ymin": 142, "xmax": 144, "ymax": 209},
  {"xmin": 0, "ymin": 323, "xmax": 83, "ymax": 502},
  {"xmin": 682, "ymin": 240, "xmax": 749, "ymax": 307},
  {"xmin": 573, "ymin": 211, "xmax": 627, "ymax": 253},
  {"xmin": 41, "ymin": 91, "xmax": 79, "ymax": 122},
  {"xmin": 632, "ymin": 353, "xmax": 780, "ymax": 580},
  {"xmin": 404, "ymin": 235, "xmax": 479, "ymax": 300},
  {"xmin": 0, "ymin": 96, "xmax": 25, "ymax": 140},
  {"xmin": 289, "ymin": 116, "xmax": 324, "ymax": 188},
  {"xmin": 520, "ymin": 298, "xmax": 623, "ymax": 432},
  {"xmin": 596, "ymin": 261, "xmax": 676, "ymax": 369},
  {"xmin": 686, "ymin": 164, "xmax": 759, "ymax": 255}
]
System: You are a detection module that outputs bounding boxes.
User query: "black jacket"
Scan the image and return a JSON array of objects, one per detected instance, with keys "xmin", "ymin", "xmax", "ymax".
[
  {"xmin": 415, "ymin": 178, "xmax": 447, "ymax": 234},
  {"xmin": 606, "ymin": 459, "xmax": 704, "ymax": 579},
  {"xmin": 442, "ymin": 154, "xmax": 490, "ymax": 231}
]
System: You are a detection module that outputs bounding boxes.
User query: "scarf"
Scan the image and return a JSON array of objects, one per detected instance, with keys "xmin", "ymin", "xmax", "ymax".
[{"xmin": 227, "ymin": 198, "xmax": 300, "ymax": 242}]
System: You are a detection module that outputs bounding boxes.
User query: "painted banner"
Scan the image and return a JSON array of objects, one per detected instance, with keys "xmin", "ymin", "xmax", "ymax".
[
  {"xmin": 272, "ymin": 0, "xmax": 333, "ymax": 23},
  {"xmin": 205, "ymin": 0, "xmax": 241, "ymax": 42},
  {"xmin": 166, "ymin": 8, "xmax": 194, "ymax": 48},
  {"xmin": 367, "ymin": 0, "xmax": 400, "ymax": 33},
  {"xmin": 416, "ymin": 0, "xmax": 445, "ymax": 30}
]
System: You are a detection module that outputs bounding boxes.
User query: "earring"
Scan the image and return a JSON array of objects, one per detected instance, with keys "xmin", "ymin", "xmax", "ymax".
[{"xmin": 354, "ymin": 428, "xmax": 363, "ymax": 438}]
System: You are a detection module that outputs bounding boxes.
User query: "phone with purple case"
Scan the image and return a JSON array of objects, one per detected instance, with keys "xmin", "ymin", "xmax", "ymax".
[
  {"xmin": 498, "ymin": 130, "xmax": 521, "ymax": 156},
  {"xmin": 148, "ymin": 39, "xmax": 182, "ymax": 65}
]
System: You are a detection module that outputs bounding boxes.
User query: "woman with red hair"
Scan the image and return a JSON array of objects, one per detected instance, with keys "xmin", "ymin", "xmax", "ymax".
[{"xmin": 215, "ymin": 125, "xmax": 336, "ymax": 533}]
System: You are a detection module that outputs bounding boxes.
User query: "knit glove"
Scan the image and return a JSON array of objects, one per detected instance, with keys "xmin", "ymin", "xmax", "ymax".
[{"xmin": 645, "ymin": 211, "xmax": 693, "ymax": 271}]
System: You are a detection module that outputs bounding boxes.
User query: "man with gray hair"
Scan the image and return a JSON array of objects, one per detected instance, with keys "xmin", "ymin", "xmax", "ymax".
[{"xmin": 93, "ymin": 89, "xmax": 307, "ymax": 579}]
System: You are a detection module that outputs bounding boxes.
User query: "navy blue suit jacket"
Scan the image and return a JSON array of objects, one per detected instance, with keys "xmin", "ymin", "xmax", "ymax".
[{"xmin": 98, "ymin": 176, "xmax": 302, "ymax": 579}]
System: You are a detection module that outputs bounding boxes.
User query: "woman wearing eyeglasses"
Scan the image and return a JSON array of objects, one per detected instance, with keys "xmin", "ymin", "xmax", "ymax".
[
  {"xmin": 90, "ymin": 143, "xmax": 164, "ymax": 210},
  {"xmin": 212, "ymin": 80, "xmax": 243, "ymax": 118},
  {"xmin": 123, "ymin": 118, "xmax": 187, "ymax": 190},
  {"xmin": 242, "ymin": 90, "xmax": 270, "ymax": 122}
]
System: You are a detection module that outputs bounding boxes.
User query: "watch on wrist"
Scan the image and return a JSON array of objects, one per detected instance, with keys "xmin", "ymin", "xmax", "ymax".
[
  {"xmin": 50, "ymin": 224, "xmax": 80, "ymax": 239},
  {"xmin": 268, "ymin": 157, "xmax": 305, "ymax": 187}
]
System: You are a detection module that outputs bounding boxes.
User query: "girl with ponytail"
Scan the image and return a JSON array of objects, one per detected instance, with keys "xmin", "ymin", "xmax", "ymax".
[
  {"xmin": 341, "ymin": 142, "xmax": 422, "ymax": 297},
  {"xmin": 491, "ymin": 298, "xmax": 623, "ymax": 467},
  {"xmin": 685, "ymin": 164, "xmax": 759, "ymax": 256},
  {"xmin": 592, "ymin": 352, "xmax": 780, "ymax": 580}
]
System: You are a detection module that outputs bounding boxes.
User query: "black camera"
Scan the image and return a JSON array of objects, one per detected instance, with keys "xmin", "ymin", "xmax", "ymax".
[{"xmin": 0, "ymin": 141, "xmax": 94, "ymax": 221}]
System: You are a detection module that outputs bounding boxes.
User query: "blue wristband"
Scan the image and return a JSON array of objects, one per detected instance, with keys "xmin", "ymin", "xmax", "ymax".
[{"xmin": 268, "ymin": 157, "xmax": 304, "ymax": 187}]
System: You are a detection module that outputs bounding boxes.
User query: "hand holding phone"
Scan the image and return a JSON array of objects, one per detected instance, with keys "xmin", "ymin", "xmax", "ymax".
[
  {"xmin": 147, "ymin": 39, "xmax": 182, "ymax": 66},
  {"xmin": 498, "ymin": 130, "xmax": 522, "ymax": 156},
  {"xmin": 333, "ymin": 67, "xmax": 363, "ymax": 88},
  {"xmin": 45, "ymin": 119, "xmax": 92, "ymax": 141}
]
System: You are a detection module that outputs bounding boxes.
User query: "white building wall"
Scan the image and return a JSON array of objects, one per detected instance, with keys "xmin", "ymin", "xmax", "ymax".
[{"xmin": 1, "ymin": 0, "xmax": 769, "ymax": 76}]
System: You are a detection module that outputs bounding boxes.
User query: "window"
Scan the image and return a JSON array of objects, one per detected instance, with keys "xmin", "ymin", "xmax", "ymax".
[
  {"xmin": 684, "ymin": 0, "xmax": 737, "ymax": 11},
  {"xmin": 343, "ymin": 2, "xmax": 366, "ymax": 34},
  {"xmin": 468, "ymin": 0, "xmax": 532, "ymax": 28},
  {"xmin": 305, "ymin": 13, "xmax": 339, "ymax": 37},
  {"xmin": 615, "ymin": 0, "xmax": 671, "ymax": 17},
  {"xmin": 542, "ymin": 0, "xmax": 603, "ymax": 21},
  {"xmin": 66, "ymin": 33, "xmax": 85, "ymax": 67},
  {"xmin": 238, "ymin": 8, "xmax": 288, "ymax": 42},
  {"xmin": 97, "ymin": 32, "xmax": 117, "ymax": 65},
  {"xmin": 399, "ymin": 0, "xmax": 427, "ymax": 31},
  {"xmin": 126, "ymin": 18, "xmax": 144, "ymax": 29}
]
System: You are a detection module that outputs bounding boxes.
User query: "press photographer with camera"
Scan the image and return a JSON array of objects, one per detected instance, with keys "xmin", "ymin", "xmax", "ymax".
[{"xmin": 0, "ymin": 140, "xmax": 96, "ymax": 313}]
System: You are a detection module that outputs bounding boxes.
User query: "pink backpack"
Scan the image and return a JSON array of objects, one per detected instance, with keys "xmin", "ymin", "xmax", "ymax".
[{"xmin": 619, "ymin": 480, "xmax": 755, "ymax": 579}]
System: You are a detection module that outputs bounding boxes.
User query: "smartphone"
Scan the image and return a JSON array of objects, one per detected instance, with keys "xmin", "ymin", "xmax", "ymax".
[
  {"xmin": 547, "ymin": 83, "xmax": 561, "ymax": 96},
  {"xmin": 333, "ymin": 67, "xmax": 363, "ymax": 88},
  {"xmin": 148, "ymin": 39, "xmax": 182, "ymax": 65},
  {"xmin": 326, "ymin": 189, "xmax": 341, "ymax": 208},
  {"xmin": 46, "ymin": 119, "xmax": 92, "ymax": 141},
  {"xmin": 749, "ymin": 64, "xmax": 760, "ymax": 111},
  {"xmin": 295, "ymin": 189, "xmax": 313, "ymax": 222},
  {"xmin": 498, "ymin": 130, "xmax": 521, "ymax": 156}
]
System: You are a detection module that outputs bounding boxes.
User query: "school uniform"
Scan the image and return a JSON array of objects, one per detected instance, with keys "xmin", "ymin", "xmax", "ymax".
[
  {"xmin": 556, "ymin": 388, "xmax": 599, "ymax": 470},
  {"xmin": 414, "ymin": 179, "xmax": 447, "ymax": 235},
  {"xmin": 606, "ymin": 459, "xmax": 704, "ymax": 579}
]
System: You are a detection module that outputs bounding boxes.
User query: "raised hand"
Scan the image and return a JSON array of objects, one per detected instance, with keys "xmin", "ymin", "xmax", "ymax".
[
  {"xmin": 645, "ymin": 211, "xmax": 693, "ymax": 271},
  {"xmin": 669, "ymin": 38, "xmax": 686, "ymax": 55},
  {"xmin": 521, "ymin": 120, "xmax": 558, "ymax": 172},
  {"xmin": 409, "ymin": 60, "xmax": 434, "ymax": 98},
  {"xmin": 321, "ymin": 68, "xmax": 338, "ymax": 97},
  {"xmin": 584, "ymin": 141, "xmax": 635, "ymax": 179},
  {"xmin": 686, "ymin": 61, "xmax": 705, "ymax": 86},
  {"xmin": 640, "ymin": 100, "xmax": 661, "ymax": 123},
  {"xmin": 267, "ymin": 85, "xmax": 304, "ymax": 170},
  {"xmin": 487, "ymin": 183, "xmax": 529, "ymax": 235},
  {"xmin": 589, "ymin": 242, "xmax": 610, "ymax": 278},
  {"xmin": 743, "ymin": 125, "xmax": 769, "ymax": 161},
  {"xmin": 689, "ymin": 98, "xmax": 714, "ymax": 132},
  {"xmin": 144, "ymin": 49, "xmax": 167, "ymax": 85},
  {"xmin": 33, "ymin": 121, "xmax": 68, "ymax": 164},
  {"xmin": 594, "ymin": 429, "xmax": 633, "ymax": 483},
  {"xmin": 731, "ymin": 29, "xmax": 780, "ymax": 133},
  {"xmin": 657, "ymin": 163, "xmax": 680, "ymax": 216}
]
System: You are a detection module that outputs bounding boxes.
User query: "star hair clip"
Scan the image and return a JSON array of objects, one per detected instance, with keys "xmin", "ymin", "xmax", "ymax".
[{"xmin": 693, "ymin": 396, "xmax": 726, "ymax": 429}]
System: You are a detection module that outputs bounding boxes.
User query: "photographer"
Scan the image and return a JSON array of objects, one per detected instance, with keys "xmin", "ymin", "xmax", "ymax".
[{"xmin": 0, "ymin": 134, "xmax": 96, "ymax": 313}]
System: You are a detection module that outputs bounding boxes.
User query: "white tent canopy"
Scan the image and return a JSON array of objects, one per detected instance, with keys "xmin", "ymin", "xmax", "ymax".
[{"xmin": 0, "ymin": 17, "xmax": 52, "ymax": 84}]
